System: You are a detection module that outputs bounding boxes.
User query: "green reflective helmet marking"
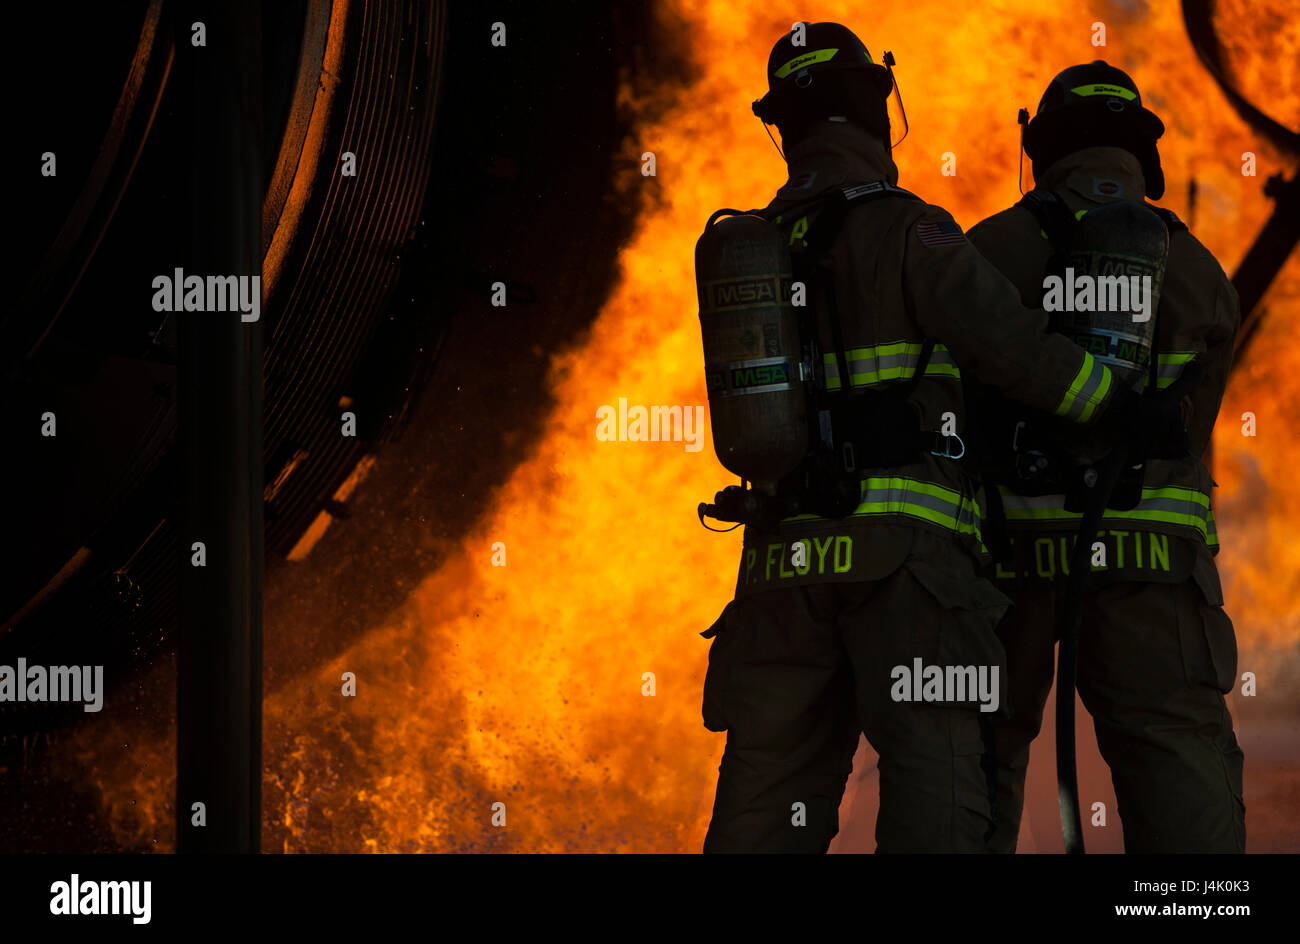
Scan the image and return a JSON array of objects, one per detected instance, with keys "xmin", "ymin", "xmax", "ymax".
[
  {"xmin": 774, "ymin": 47, "xmax": 840, "ymax": 79},
  {"xmin": 1068, "ymin": 82, "xmax": 1138, "ymax": 101}
]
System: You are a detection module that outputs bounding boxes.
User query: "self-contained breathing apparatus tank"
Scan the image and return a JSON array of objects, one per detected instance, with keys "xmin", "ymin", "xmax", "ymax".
[
  {"xmin": 979, "ymin": 192, "xmax": 1172, "ymax": 509},
  {"xmin": 695, "ymin": 183, "xmax": 940, "ymax": 531},
  {"xmin": 1054, "ymin": 199, "xmax": 1167, "ymax": 391},
  {"xmin": 695, "ymin": 210, "xmax": 808, "ymax": 485}
]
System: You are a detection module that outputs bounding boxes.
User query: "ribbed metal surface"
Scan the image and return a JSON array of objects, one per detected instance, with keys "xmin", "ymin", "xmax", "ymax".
[
  {"xmin": 261, "ymin": 0, "xmax": 445, "ymax": 555},
  {"xmin": 1, "ymin": 0, "xmax": 448, "ymax": 740}
]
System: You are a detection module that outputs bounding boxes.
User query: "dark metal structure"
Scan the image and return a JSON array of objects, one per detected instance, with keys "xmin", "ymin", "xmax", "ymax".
[
  {"xmin": 1, "ymin": 0, "xmax": 661, "ymax": 852},
  {"xmin": 0, "ymin": 0, "xmax": 453, "ymax": 849},
  {"xmin": 176, "ymin": 0, "xmax": 264, "ymax": 854},
  {"xmin": 1182, "ymin": 0, "xmax": 1300, "ymax": 364}
]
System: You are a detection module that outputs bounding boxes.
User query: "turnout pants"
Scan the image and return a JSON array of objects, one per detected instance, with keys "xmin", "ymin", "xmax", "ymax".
[
  {"xmin": 988, "ymin": 576, "xmax": 1246, "ymax": 853},
  {"xmin": 701, "ymin": 551, "xmax": 1010, "ymax": 853}
]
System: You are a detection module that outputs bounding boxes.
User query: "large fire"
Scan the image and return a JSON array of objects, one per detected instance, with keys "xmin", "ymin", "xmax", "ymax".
[{"xmin": 65, "ymin": 0, "xmax": 1298, "ymax": 852}]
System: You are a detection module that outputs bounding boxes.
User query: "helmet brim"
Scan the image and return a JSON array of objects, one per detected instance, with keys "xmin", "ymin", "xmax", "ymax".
[{"xmin": 754, "ymin": 62, "xmax": 894, "ymax": 124}]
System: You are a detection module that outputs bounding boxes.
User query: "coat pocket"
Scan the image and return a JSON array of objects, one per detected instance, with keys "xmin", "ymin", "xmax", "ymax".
[
  {"xmin": 701, "ymin": 603, "xmax": 734, "ymax": 732},
  {"xmin": 901, "ymin": 558, "xmax": 1012, "ymax": 718},
  {"xmin": 1186, "ymin": 557, "xmax": 1238, "ymax": 694}
]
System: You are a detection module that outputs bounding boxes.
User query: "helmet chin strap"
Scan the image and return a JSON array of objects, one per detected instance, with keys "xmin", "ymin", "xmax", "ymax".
[
  {"xmin": 1017, "ymin": 107, "xmax": 1030, "ymax": 194},
  {"xmin": 758, "ymin": 116, "xmax": 786, "ymax": 161}
]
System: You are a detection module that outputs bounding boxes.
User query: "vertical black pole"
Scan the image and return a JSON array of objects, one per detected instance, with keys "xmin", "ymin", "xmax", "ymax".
[{"xmin": 177, "ymin": 0, "xmax": 263, "ymax": 854}]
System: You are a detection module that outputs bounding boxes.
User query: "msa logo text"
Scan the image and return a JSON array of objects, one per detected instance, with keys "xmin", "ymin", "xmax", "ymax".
[
  {"xmin": 710, "ymin": 277, "xmax": 794, "ymax": 308},
  {"xmin": 731, "ymin": 363, "xmax": 790, "ymax": 387}
]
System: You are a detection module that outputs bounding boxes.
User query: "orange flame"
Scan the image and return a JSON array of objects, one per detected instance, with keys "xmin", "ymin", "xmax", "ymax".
[{"xmin": 63, "ymin": 0, "xmax": 1298, "ymax": 851}]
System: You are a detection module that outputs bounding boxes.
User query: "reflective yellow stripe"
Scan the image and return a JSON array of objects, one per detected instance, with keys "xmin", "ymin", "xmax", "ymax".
[
  {"xmin": 1054, "ymin": 353, "xmax": 1093, "ymax": 417},
  {"xmin": 998, "ymin": 485, "xmax": 1216, "ymax": 543},
  {"xmin": 1068, "ymin": 83, "xmax": 1138, "ymax": 101},
  {"xmin": 1077, "ymin": 364, "xmax": 1111, "ymax": 423},
  {"xmin": 1143, "ymin": 486, "xmax": 1210, "ymax": 508},
  {"xmin": 774, "ymin": 48, "xmax": 839, "ymax": 79},
  {"xmin": 823, "ymin": 341, "xmax": 960, "ymax": 390},
  {"xmin": 1056, "ymin": 355, "xmax": 1091, "ymax": 412},
  {"xmin": 1054, "ymin": 353, "xmax": 1112, "ymax": 422},
  {"xmin": 1155, "ymin": 351, "xmax": 1197, "ymax": 390},
  {"xmin": 785, "ymin": 476, "xmax": 981, "ymax": 539}
]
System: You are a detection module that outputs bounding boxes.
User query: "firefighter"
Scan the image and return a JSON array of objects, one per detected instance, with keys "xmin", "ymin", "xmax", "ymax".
[
  {"xmin": 697, "ymin": 26, "xmax": 1182, "ymax": 853},
  {"xmin": 965, "ymin": 61, "xmax": 1244, "ymax": 853}
]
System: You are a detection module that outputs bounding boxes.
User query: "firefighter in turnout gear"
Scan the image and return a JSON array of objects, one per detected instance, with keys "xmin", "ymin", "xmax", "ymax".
[
  {"xmin": 696, "ymin": 26, "xmax": 1181, "ymax": 853},
  {"xmin": 966, "ymin": 61, "xmax": 1245, "ymax": 853}
]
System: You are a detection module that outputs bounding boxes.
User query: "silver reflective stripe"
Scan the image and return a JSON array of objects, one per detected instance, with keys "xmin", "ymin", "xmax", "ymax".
[
  {"xmin": 928, "ymin": 347, "xmax": 958, "ymax": 371},
  {"xmin": 999, "ymin": 486, "xmax": 1215, "ymax": 543},
  {"xmin": 842, "ymin": 181, "xmax": 890, "ymax": 199},
  {"xmin": 727, "ymin": 355, "xmax": 790, "ymax": 370},
  {"xmin": 864, "ymin": 482, "xmax": 956, "ymax": 515},
  {"xmin": 823, "ymin": 342, "xmax": 959, "ymax": 389},
  {"xmin": 714, "ymin": 383, "xmax": 792, "ymax": 398},
  {"xmin": 1155, "ymin": 351, "xmax": 1197, "ymax": 390},
  {"xmin": 1139, "ymin": 497, "xmax": 1207, "ymax": 517},
  {"xmin": 1061, "ymin": 355, "xmax": 1109, "ymax": 422},
  {"xmin": 851, "ymin": 477, "xmax": 981, "ymax": 538},
  {"xmin": 783, "ymin": 475, "xmax": 981, "ymax": 538}
]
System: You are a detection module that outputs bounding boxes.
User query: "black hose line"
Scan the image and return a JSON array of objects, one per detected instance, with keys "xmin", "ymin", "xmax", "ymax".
[{"xmin": 1056, "ymin": 443, "xmax": 1129, "ymax": 855}]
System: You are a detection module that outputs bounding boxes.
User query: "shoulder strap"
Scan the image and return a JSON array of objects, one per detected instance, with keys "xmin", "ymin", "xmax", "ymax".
[
  {"xmin": 804, "ymin": 182, "xmax": 922, "ymax": 255},
  {"xmin": 1143, "ymin": 206, "xmax": 1185, "ymax": 391},
  {"xmin": 1016, "ymin": 189, "xmax": 1077, "ymax": 251},
  {"xmin": 1020, "ymin": 190, "xmax": 1191, "ymax": 244},
  {"xmin": 707, "ymin": 206, "xmax": 776, "ymax": 228},
  {"xmin": 1148, "ymin": 205, "xmax": 1188, "ymax": 234},
  {"xmin": 905, "ymin": 338, "xmax": 936, "ymax": 394},
  {"xmin": 1018, "ymin": 190, "xmax": 1079, "ymax": 335},
  {"xmin": 794, "ymin": 182, "xmax": 928, "ymax": 395}
]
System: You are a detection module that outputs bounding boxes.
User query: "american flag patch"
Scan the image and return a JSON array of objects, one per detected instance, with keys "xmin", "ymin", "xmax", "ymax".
[{"xmin": 915, "ymin": 219, "xmax": 967, "ymax": 247}]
